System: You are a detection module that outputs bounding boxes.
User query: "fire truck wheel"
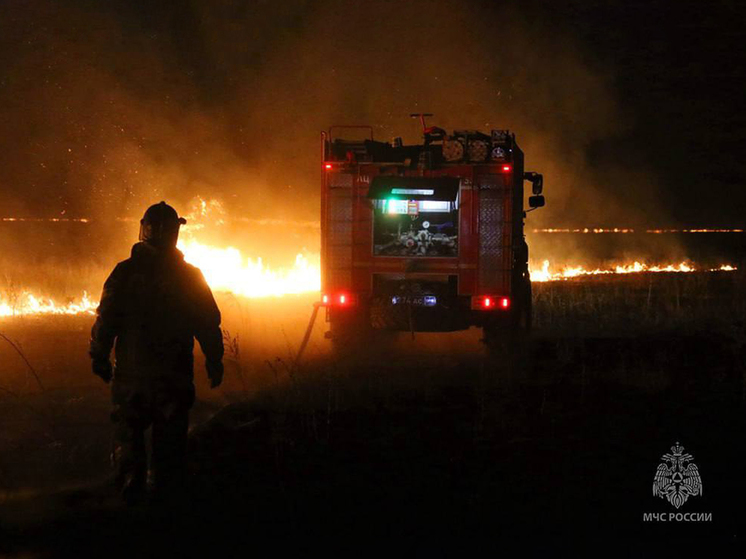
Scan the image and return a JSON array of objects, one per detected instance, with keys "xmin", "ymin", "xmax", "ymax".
[
  {"xmin": 518, "ymin": 279, "xmax": 532, "ymax": 333},
  {"xmin": 328, "ymin": 310, "xmax": 393, "ymax": 360}
]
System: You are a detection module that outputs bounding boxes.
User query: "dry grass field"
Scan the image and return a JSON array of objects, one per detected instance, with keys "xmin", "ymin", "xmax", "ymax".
[{"xmin": 0, "ymin": 271, "xmax": 745, "ymax": 555}]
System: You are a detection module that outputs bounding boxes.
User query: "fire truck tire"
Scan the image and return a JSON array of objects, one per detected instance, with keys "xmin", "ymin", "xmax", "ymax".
[
  {"xmin": 329, "ymin": 309, "xmax": 393, "ymax": 359},
  {"xmin": 518, "ymin": 279, "xmax": 532, "ymax": 333}
]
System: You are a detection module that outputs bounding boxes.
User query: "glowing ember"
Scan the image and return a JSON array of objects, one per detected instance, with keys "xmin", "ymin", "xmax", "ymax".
[{"xmin": 530, "ymin": 260, "xmax": 736, "ymax": 282}]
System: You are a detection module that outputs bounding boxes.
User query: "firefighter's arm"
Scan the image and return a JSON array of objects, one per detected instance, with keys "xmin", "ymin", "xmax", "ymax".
[
  {"xmin": 193, "ymin": 270, "xmax": 225, "ymax": 388},
  {"xmin": 89, "ymin": 263, "xmax": 126, "ymax": 383}
]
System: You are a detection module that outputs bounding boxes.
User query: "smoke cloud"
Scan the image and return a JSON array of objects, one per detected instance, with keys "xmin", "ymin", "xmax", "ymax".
[{"xmin": 0, "ymin": 0, "xmax": 664, "ymax": 226}]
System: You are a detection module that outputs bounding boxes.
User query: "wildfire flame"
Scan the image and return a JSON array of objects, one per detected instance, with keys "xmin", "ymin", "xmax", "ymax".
[
  {"xmin": 529, "ymin": 260, "xmax": 736, "ymax": 282},
  {"xmin": 0, "ymin": 198, "xmax": 323, "ymax": 317},
  {"xmin": 532, "ymin": 228, "xmax": 745, "ymax": 234},
  {"xmin": 175, "ymin": 198, "xmax": 321, "ymax": 297},
  {"xmin": 176, "ymin": 239, "xmax": 320, "ymax": 298},
  {"xmin": 0, "ymin": 196, "xmax": 738, "ymax": 317},
  {"xmin": 0, "ymin": 246, "xmax": 320, "ymax": 318},
  {"xmin": 1, "ymin": 258, "xmax": 736, "ymax": 317},
  {"xmin": 0, "ymin": 291, "xmax": 98, "ymax": 318}
]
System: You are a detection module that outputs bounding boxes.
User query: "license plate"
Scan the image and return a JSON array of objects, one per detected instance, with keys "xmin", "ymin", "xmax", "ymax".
[{"xmin": 391, "ymin": 295, "xmax": 437, "ymax": 306}]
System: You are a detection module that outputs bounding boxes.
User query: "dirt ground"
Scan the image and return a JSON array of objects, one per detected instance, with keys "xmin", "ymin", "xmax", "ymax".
[{"xmin": 0, "ymin": 274, "xmax": 745, "ymax": 556}]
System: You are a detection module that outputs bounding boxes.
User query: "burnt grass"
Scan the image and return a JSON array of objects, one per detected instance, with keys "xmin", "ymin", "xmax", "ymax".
[{"xmin": 1, "ymin": 271, "xmax": 746, "ymax": 556}]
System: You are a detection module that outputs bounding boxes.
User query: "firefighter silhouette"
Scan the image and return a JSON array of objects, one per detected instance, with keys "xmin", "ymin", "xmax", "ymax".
[{"xmin": 89, "ymin": 202, "xmax": 224, "ymax": 503}]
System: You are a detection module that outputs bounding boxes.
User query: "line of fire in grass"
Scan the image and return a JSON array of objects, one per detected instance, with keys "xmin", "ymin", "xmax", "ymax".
[{"xmin": 0, "ymin": 256, "xmax": 737, "ymax": 318}]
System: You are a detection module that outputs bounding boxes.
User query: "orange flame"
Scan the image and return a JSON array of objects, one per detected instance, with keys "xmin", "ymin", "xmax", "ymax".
[
  {"xmin": 0, "ymin": 244, "xmax": 321, "ymax": 317},
  {"xmin": 532, "ymin": 228, "xmax": 745, "ymax": 234},
  {"xmin": 529, "ymin": 260, "xmax": 736, "ymax": 282},
  {"xmin": 0, "ymin": 197, "xmax": 739, "ymax": 317},
  {"xmin": 177, "ymin": 239, "xmax": 320, "ymax": 298},
  {"xmin": 0, "ymin": 292, "xmax": 98, "ymax": 317}
]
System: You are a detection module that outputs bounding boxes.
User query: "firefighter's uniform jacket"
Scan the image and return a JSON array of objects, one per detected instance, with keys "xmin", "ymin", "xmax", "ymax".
[{"xmin": 90, "ymin": 241, "xmax": 223, "ymax": 492}]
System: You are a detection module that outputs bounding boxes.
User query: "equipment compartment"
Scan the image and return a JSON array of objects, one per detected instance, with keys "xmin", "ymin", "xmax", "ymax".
[{"xmin": 372, "ymin": 196, "xmax": 459, "ymax": 257}]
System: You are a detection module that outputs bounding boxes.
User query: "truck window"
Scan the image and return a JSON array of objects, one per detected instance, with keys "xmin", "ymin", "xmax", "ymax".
[{"xmin": 372, "ymin": 195, "xmax": 459, "ymax": 257}]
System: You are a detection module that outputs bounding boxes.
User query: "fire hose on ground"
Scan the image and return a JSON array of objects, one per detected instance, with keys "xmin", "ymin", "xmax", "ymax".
[{"xmin": 293, "ymin": 302, "xmax": 321, "ymax": 368}]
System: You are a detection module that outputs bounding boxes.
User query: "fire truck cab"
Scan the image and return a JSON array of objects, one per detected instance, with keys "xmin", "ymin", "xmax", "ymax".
[{"xmin": 320, "ymin": 119, "xmax": 544, "ymax": 351}]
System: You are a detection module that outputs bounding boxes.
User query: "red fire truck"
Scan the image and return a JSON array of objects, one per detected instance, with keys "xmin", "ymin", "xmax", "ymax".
[{"xmin": 319, "ymin": 117, "xmax": 544, "ymax": 351}]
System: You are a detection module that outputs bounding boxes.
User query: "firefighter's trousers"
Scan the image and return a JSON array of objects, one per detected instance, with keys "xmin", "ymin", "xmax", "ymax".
[{"xmin": 110, "ymin": 378, "xmax": 194, "ymax": 495}]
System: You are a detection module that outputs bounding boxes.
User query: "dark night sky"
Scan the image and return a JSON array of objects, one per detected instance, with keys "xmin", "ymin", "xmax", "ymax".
[
  {"xmin": 0, "ymin": 0, "xmax": 744, "ymax": 228},
  {"xmin": 548, "ymin": 0, "xmax": 746, "ymax": 225}
]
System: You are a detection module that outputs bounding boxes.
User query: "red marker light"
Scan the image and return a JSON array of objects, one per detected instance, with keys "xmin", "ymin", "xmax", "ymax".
[
  {"xmin": 324, "ymin": 163, "xmax": 333, "ymax": 170},
  {"xmin": 471, "ymin": 295, "xmax": 510, "ymax": 310},
  {"xmin": 339, "ymin": 294, "xmax": 347, "ymax": 305},
  {"xmin": 502, "ymin": 165, "xmax": 512, "ymax": 172},
  {"xmin": 322, "ymin": 294, "xmax": 329, "ymax": 305}
]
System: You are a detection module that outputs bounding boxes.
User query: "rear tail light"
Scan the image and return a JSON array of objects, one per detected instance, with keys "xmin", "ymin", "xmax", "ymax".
[
  {"xmin": 471, "ymin": 295, "xmax": 510, "ymax": 310},
  {"xmin": 320, "ymin": 292, "xmax": 357, "ymax": 307}
]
